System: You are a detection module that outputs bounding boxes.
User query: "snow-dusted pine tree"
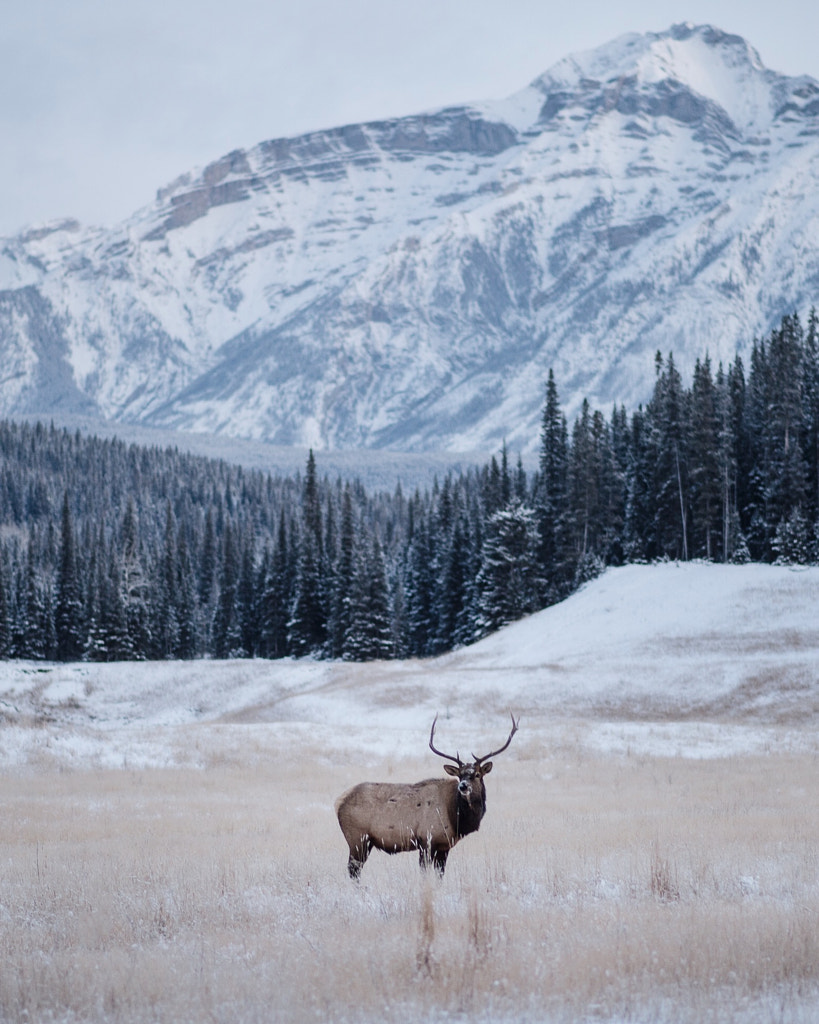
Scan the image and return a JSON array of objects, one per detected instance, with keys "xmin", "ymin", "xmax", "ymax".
[{"xmin": 474, "ymin": 498, "xmax": 540, "ymax": 638}]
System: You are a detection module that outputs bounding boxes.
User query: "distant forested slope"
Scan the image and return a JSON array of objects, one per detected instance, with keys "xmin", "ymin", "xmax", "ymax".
[{"xmin": 0, "ymin": 308, "xmax": 816, "ymax": 662}]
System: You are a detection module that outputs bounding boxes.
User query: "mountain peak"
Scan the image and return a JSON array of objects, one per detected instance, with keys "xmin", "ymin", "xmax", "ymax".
[
  {"xmin": 528, "ymin": 23, "xmax": 777, "ymax": 133},
  {"xmin": 534, "ymin": 23, "xmax": 766, "ymax": 86}
]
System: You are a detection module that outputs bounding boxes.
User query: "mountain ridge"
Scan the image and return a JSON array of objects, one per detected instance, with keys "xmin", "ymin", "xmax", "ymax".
[{"xmin": 2, "ymin": 23, "xmax": 819, "ymax": 451}]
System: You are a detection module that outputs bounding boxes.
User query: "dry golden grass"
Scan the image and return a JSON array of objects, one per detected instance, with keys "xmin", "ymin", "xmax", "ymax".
[{"xmin": 2, "ymin": 743, "xmax": 819, "ymax": 1023}]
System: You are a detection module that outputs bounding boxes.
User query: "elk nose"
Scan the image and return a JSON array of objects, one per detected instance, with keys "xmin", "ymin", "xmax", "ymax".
[{"xmin": 458, "ymin": 779, "xmax": 470, "ymax": 794}]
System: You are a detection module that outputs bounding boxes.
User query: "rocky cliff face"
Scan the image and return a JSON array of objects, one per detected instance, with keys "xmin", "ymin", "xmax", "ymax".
[{"xmin": 2, "ymin": 23, "xmax": 819, "ymax": 451}]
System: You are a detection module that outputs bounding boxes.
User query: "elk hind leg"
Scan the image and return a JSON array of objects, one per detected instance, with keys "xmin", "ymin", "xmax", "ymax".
[{"xmin": 347, "ymin": 836, "xmax": 372, "ymax": 880}]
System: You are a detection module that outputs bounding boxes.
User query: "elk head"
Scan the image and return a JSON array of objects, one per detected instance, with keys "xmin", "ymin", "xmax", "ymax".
[{"xmin": 428, "ymin": 712, "xmax": 519, "ymax": 836}]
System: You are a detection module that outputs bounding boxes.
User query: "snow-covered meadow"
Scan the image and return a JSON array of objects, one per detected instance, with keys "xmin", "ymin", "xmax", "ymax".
[
  {"xmin": 2, "ymin": 562, "xmax": 819, "ymax": 1022},
  {"xmin": 2, "ymin": 561, "xmax": 817, "ymax": 771}
]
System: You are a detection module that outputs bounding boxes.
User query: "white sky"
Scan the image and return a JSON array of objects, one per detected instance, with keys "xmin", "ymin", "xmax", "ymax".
[{"xmin": 2, "ymin": 0, "xmax": 818, "ymax": 237}]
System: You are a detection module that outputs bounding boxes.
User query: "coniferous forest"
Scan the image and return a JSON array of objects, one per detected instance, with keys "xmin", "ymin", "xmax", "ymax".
[{"xmin": 0, "ymin": 308, "xmax": 817, "ymax": 663}]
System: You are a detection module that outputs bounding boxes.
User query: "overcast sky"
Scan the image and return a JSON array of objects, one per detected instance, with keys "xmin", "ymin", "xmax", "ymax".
[{"xmin": 3, "ymin": 0, "xmax": 818, "ymax": 237}]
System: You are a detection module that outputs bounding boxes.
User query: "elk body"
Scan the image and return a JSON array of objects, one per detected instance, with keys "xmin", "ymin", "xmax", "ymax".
[{"xmin": 335, "ymin": 714, "xmax": 518, "ymax": 878}]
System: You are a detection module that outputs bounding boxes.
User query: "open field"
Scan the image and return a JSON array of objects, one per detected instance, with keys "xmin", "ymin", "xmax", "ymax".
[
  {"xmin": 2, "ymin": 563, "xmax": 819, "ymax": 1022},
  {"xmin": 2, "ymin": 748, "xmax": 819, "ymax": 1023}
]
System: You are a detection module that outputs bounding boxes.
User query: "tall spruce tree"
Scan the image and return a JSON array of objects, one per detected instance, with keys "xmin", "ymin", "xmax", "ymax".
[
  {"xmin": 689, "ymin": 356, "xmax": 721, "ymax": 559},
  {"xmin": 567, "ymin": 401, "xmax": 620, "ymax": 568},
  {"xmin": 623, "ymin": 407, "xmax": 652, "ymax": 561},
  {"xmin": 289, "ymin": 451, "xmax": 327, "ymax": 657},
  {"xmin": 199, "ymin": 507, "xmax": 218, "ymax": 606},
  {"xmin": 83, "ymin": 524, "xmax": 109, "ymax": 662},
  {"xmin": 745, "ymin": 318, "xmax": 809, "ymax": 558},
  {"xmin": 344, "ymin": 533, "xmax": 393, "ymax": 661},
  {"xmin": 649, "ymin": 352, "xmax": 690, "ymax": 560},
  {"xmin": 536, "ymin": 369, "xmax": 571, "ymax": 600},
  {"xmin": 404, "ymin": 507, "xmax": 434, "ymax": 656},
  {"xmin": 767, "ymin": 314, "xmax": 807, "ymax": 527},
  {"xmin": 56, "ymin": 492, "xmax": 84, "ymax": 661},
  {"xmin": 154, "ymin": 502, "xmax": 181, "ymax": 658},
  {"xmin": 212, "ymin": 520, "xmax": 243, "ymax": 658},
  {"xmin": 237, "ymin": 526, "xmax": 257, "ymax": 657},
  {"xmin": 19, "ymin": 537, "xmax": 47, "ymax": 660},
  {"xmin": 260, "ymin": 509, "xmax": 291, "ymax": 658},
  {"xmin": 120, "ymin": 497, "xmax": 150, "ymax": 658},
  {"xmin": 175, "ymin": 527, "xmax": 199, "ymax": 658},
  {"xmin": 331, "ymin": 484, "xmax": 356, "ymax": 658},
  {"xmin": 474, "ymin": 498, "xmax": 539, "ymax": 637},
  {"xmin": 0, "ymin": 552, "xmax": 11, "ymax": 659},
  {"xmin": 803, "ymin": 307, "xmax": 819, "ymax": 523},
  {"xmin": 744, "ymin": 339, "xmax": 772, "ymax": 558},
  {"xmin": 435, "ymin": 507, "xmax": 470, "ymax": 651},
  {"xmin": 722, "ymin": 358, "xmax": 749, "ymax": 560}
]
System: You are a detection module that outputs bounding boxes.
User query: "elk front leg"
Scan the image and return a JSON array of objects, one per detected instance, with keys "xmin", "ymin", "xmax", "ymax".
[
  {"xmin": 418, "ymin": 846, "xmax": 449, "ymax": 876},
  {"xmin": 431, "ymin": 848, "xmax": 449, "ymax": 876}
]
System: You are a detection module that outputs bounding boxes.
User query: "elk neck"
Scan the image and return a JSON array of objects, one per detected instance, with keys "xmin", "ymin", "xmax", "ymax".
[{"xmin": 453, "ymin": 776, "xmax": 486, "ymax": 838}]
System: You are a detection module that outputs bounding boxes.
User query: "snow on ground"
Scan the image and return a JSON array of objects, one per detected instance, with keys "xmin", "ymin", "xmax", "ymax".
[{"xmin": 1, "ymin": 561, "xmax": 817, "ymax": 772}]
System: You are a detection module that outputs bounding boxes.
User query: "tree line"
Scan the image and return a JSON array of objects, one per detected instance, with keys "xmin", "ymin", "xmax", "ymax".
[{"xmin": 0, "ymin": 307, "xmax": 816, "ymax": 663}]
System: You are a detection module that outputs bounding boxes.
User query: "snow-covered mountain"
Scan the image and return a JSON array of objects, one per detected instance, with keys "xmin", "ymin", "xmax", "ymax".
[{"xmin": 1, "ymin": 23, "xmax": 819, "ymax": 452}]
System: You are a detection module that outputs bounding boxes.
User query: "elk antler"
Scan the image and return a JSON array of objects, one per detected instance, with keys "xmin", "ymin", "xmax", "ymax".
[
  {"xmin": 429, "ymin": 714, "xmax": 463, "ymax": 767},
  {"xmin": 473, "ymin": 713, "xmax": 519, "ymax": 765}
]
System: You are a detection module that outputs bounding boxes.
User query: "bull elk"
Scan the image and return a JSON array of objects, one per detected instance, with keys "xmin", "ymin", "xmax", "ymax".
[{"xmin": 335, "ymin": 713, "xmax": 519, "ymax": 878}]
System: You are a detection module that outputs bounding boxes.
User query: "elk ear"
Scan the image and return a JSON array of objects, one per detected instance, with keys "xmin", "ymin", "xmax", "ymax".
[
  {"xmin": 443, "ymin": 764, "xmax": 460, "ymax": 777},
  {"xmin": 480, "ymin": 761, "xmax": 493, "ymax": 776}
]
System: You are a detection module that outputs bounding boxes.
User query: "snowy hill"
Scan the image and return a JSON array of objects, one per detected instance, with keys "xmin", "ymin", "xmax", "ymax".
[
  {"xmin": 1, "ymin": 24, "xmax": 818, "ymax": 451},
  {"xmin": 2, "ymin": 562, "xmax": 817, "ymax": 771}
]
